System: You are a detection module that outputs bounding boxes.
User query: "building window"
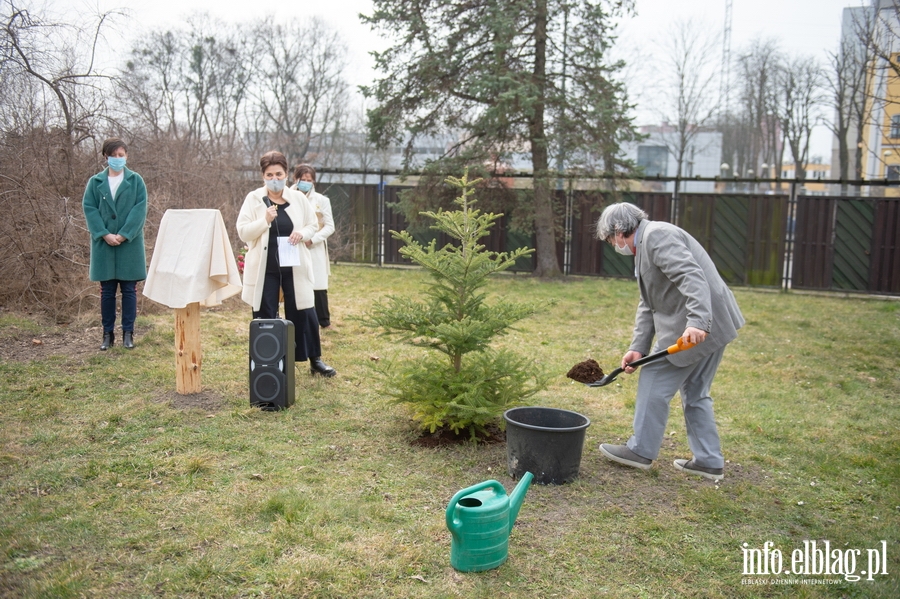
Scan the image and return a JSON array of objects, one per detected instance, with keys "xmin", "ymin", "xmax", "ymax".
[
  {"xmin": 887, "ymin": 165, "xmax": 900, "ymax": 182},
  {"xmin": 637, "ymin": 146, "xmax": 668, "ymax": 177},
  {"xmin": 891, "ymin": 115, "xmax": 900, "ymax": 138}
]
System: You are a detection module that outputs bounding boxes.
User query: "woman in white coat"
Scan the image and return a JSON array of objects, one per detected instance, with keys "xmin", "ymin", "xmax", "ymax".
[
  {"xmin": 293, "ymin": 164, "xmax": 335, "ymax": 328},
  {"xmin": 237, "ymin": 151, "xmax": 336, "ymax": 377}
]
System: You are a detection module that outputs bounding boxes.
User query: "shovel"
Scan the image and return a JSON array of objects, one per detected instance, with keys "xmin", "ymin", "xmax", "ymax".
[{"xmin": 587, "ymin": 337, "xmax": 697, "ymax": 387}]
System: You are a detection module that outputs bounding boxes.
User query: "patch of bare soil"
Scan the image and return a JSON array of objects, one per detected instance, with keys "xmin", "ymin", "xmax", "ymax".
[
  {"xmin": 566, "ymin": 359, "xmax": 604, "ymax": 384},
  {"xmin": 511, "ymin": 451, "xmax": 772, "ymax": 557},
  {"xmin": 0, "ymin": 324, "xmax": 151, "ymax": 363},
  {"xmin": 157, "ymin": 389, "xmax": 229, "ymax": 413},
  {"xmin": 412, "ymin": 423, "xmax": 506, "ymax": 447}
]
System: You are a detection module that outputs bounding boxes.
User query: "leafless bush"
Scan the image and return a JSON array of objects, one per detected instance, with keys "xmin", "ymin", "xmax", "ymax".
[{"xmin": 0, "ymin": 131, "xmax": 96, "ymax": 321}]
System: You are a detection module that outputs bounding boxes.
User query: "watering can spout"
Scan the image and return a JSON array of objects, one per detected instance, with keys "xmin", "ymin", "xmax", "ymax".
[{"xmin": 507, "ymin": 471, "xmax": 533, "ymax": 527}]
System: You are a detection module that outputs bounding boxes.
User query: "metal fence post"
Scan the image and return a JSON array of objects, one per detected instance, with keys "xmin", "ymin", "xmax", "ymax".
[
  {"xmin": 563, "ymin": 182, "xmax": 573, "ymax": 275},
  {"xmin": 782, "ymin": 181, "xmax": 797, "ymax": 291},
  {"xmin": 377, "ymin": 171, "xmax": 385, "ymax": 267},
  {"xmin": 671, "ymin": 177, "xmax": 680, "ymax": 225}
]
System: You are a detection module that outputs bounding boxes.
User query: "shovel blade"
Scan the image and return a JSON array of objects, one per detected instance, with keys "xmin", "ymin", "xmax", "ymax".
[
  {"xmin": 585, "ymin": 366, "xmax": 624, "ymax": 388},
  {"xmin": 587, "ymin": 374, "xmax": 615, "ymax": 387}
]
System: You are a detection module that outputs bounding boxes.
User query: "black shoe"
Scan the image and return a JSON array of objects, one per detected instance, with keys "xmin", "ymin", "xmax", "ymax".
[
  {"xmin": 123, "ymin": 331, "xmax": 134, "ymax": 349},
  {"xmin": 100, "ymin": 331, "xmax": 114, "ymax": 351},
  {"xmin": 310, "ymin": 358, "xmax": 336, "ymax": 378}
]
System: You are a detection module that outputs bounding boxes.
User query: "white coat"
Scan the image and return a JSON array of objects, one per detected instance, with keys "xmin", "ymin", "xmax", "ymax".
[
  {"xmin": 237, "ymin": 186, "xmax": 318, "ymax": 311},
  {"xmin": 298, "ymin": 187, "xmax": 334, "ymax": 291}
]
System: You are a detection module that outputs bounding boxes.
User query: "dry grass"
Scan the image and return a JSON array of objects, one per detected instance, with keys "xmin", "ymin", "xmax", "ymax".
[{"xmin": 1, "ymin": 264, "xmax": 898, "ymax": 598}]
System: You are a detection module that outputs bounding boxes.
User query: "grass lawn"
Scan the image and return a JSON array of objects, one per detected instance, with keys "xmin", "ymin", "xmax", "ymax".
[{"xmin": 1, "ymin": 264, "xmax": 898, "ymax": 598}]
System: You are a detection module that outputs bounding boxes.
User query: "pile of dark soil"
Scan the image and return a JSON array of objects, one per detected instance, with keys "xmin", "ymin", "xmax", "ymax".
[{"xmin": 566, "ymin": 359, "xmax": 604, "ymax": 384}]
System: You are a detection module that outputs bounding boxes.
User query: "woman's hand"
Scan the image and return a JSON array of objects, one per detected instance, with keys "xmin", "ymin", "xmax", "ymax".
[
  {"xmin": 103, "ymin": 233, "xmax": 121, "ymax": 246},
  {"xmin": 288, "ymin": 231, "xmax": 303, "ymax": 245},
  {"xmin": 265, "ymin": 204, "xmax": 278, "ymax": 224},
  {"xmin": 304, "ymin": 240, "xmax": 312, "ymax": 248}
]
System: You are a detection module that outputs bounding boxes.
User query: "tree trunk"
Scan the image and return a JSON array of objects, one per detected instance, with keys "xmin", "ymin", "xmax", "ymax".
[
  {"xmin": 837, "ymin": 116, "xmax": 849, "ymax": 195},
  {"xmin": 529, "ymin": 0, "xmax": 562, "ymax": 279}
]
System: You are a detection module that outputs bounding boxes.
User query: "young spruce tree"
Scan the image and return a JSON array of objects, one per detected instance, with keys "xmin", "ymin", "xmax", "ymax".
[{"xmin": 366, "ymin": 171, "xmax": 549, "ymax": 440}]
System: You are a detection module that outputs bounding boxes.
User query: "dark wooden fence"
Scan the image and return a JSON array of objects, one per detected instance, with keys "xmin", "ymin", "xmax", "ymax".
[
  {"xmin": 793, "ymin": 195, "xmax": 900, "ymax": 294},
  {"xmin": 318, "ymin": 181, "xmax": 900, "ymax": 296}
]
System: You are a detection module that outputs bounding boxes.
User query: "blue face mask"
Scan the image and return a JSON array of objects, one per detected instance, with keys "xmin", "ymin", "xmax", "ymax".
[
  {"xmin": 107, "ymin": 156, "xmax": 127, "ymax": 172},
  {"xmin": 265, "ymin": 178, "xmax": 286, "ymax": 193},
  {"xmin": 297, "ymin": 181, "xmax": 314, "ymax": 193}
]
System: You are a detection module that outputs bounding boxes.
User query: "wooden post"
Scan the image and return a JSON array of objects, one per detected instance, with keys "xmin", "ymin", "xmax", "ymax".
[{"xmin": 175, "ymin": 302, "xmax": 202, "ymax": 394}]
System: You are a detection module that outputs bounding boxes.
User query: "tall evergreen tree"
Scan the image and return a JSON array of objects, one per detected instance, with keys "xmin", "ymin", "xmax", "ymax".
[{"xmin": 362, "ymin": 0, "xmax": 638, "ymax": 278}]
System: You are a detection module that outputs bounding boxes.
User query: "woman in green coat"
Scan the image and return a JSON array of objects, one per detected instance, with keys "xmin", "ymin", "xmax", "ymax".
[{"xmin": 82, "ymin": 138, "xmax": 148, "ymax": 350}]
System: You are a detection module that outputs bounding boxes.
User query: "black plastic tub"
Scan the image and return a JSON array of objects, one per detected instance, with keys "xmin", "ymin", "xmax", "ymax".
[{"xmin": 503, "ymin": 407, "xmax": 591, "ymax": 485}]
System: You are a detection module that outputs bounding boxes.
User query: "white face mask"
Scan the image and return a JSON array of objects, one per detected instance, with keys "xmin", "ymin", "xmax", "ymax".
[
  {"xmin": 265, "ymin": 178, "xmax": 286, "ymax": 193},
  {"xmin": 614, "ymin": 236, "xmax": 634, "ymax": 256}
]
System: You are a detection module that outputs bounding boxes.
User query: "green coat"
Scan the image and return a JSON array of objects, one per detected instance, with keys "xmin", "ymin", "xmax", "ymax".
[{"xmin": 82, "ymin": 168, "xmax": 148, "ymax": 282}]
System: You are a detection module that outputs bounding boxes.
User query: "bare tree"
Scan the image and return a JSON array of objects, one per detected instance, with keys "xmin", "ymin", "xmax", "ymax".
[
  {"xmin": 119, "ymin": 14, "xmax": 253, "ymax": 157},
  {"xmin": 652, "ymin": 20, "xmax": 719, "ymax": 179},
  {"xmin": 854, "ymin": 1, "xmax": 899, "ymax": 184},
  {"xmin": 1, "ymin": 0, "xmax": 119, "ymax": 177},
  {"xmin": 723, "ymin": 38, "xmax": 783, "ymax": 179},
  {"xmin": 777, "ymin": 55, "xmax": 826, "ymax": 182},
  {"xmin": 250, "ymin": 17, "xmax": 349, "ymax": 168},
  {"xmin": 826, "ymin": 32, "xmax": 869, "ymax": 187},
  {"xmin": 183, "ymin": 15, "xmax": 254, "ymax": 155},
  {"xmin": 867, "ymin": 0, "xmax": 900, "ymax": 80}
]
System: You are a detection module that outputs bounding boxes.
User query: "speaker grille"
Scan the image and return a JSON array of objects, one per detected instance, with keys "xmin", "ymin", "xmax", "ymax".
[
  {"xmin": 252, "ymin": 332, "xmax": 282, "ymax": 364},
  {"xmin": 252, "ymin": 370, "xmax": 282, "ymax": 402}
]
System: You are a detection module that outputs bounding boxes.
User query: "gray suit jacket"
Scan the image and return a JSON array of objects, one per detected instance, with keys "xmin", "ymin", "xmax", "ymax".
[{"xmin": 629, "ymin": 220, "xmax": 745, "ymax": 367}]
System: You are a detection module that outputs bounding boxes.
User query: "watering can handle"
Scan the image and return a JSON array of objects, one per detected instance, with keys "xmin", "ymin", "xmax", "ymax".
[{"xmin": 445, "ymin": 479, "xmax": 507, "ymax": 533}]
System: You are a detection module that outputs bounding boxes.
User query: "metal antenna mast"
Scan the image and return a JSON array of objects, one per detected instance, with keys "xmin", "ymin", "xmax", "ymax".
[{"xmin": 720, "ymin": 0, "xmax": 733, "ymax": 113}]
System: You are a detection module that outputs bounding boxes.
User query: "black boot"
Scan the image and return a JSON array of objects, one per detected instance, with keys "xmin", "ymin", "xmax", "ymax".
[
  {"xmin": 123, "ymin": 331, "xmax": 134, "ymax": 349},
  {"xmin": 310, "ymin": 358, "xmax": 337, "ymax": 378},
  {"xmin": 100, "ymin": 331, "xmax": 114, "ymax": 351}
]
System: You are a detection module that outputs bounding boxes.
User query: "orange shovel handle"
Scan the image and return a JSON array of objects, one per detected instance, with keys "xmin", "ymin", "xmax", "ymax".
[{"xmin": 666, "ymin": 337, "xmax": 697, "ymax": 354}]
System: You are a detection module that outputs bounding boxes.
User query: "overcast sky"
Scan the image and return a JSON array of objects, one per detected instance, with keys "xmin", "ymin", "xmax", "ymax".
[{"xmin": 80, "ymin": 0, "xmax": 867, "ymax": 159}]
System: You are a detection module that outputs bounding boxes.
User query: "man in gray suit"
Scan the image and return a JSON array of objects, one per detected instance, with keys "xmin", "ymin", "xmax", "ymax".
[{"xmin": 595, "ymin": 203, "xmax": 745, "ymax": 481}]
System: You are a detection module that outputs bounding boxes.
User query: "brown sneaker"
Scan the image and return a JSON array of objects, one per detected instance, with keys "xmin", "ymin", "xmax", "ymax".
[
  {"xmin": 599, "ymin": 443, "xmax": 652, "ymax": 470},
  {"xmin": 673, "ymin": 459, "xmax": 724, "ymax": 481}
]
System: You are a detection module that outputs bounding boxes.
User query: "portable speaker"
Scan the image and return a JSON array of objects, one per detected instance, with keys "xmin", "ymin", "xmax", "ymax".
[{"xmin": 249, "ymin": 319, "xmax": 295, "ymax": 410}]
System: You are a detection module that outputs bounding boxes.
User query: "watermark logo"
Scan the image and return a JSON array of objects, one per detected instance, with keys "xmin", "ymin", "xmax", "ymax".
[{"xmin": 741, "ymin": 540, "xmax": 889, "ymax": 584}]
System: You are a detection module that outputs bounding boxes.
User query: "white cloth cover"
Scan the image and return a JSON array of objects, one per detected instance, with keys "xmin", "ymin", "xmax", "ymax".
[{"xmin": 143, "ymin": 209, "xmax": 242, "ymax": 308}]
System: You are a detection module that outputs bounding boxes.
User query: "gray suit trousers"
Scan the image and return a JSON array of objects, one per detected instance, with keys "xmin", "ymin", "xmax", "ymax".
[{"xmin": 626, "ymin": 346, "xmax": 726, "ymax": 469}]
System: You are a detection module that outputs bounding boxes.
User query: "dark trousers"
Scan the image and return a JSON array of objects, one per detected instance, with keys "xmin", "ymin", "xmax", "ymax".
[
  {"xmin": 314, "ymin": 289, "xmax": 330, "ymax": 327},
  {"xmin": 253, "ymin": 269, "xmax": 321, "ymax": 362},
  {"xmin": 100, "ymin": 280, "xmax": 137, "ymax": 333}
]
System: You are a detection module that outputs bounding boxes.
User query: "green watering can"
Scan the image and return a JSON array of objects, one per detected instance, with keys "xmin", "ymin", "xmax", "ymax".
[{"xmin": 445, "ymin": 472, "xmax": 534, "ymax": 572}]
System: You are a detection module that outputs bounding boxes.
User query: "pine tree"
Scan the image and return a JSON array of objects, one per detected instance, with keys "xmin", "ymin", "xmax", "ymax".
[
  {"xmin": 362, "ymin": 0, "xmax": 640, "ymax": 278},
  {"xmin": 366, "ymin": 170, "xmax": 549, "ymax": 440}
]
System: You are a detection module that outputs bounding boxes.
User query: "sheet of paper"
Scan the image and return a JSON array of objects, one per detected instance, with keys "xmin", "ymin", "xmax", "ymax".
[{"xmin": 277, "ymin": 237, "xmax": 301, "ymax": 267}]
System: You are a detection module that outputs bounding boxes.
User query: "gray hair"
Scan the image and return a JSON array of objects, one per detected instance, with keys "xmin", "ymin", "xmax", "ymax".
[{"xmin": 595, "ymin": 202, "xmax": 648, "ymax": 241}]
